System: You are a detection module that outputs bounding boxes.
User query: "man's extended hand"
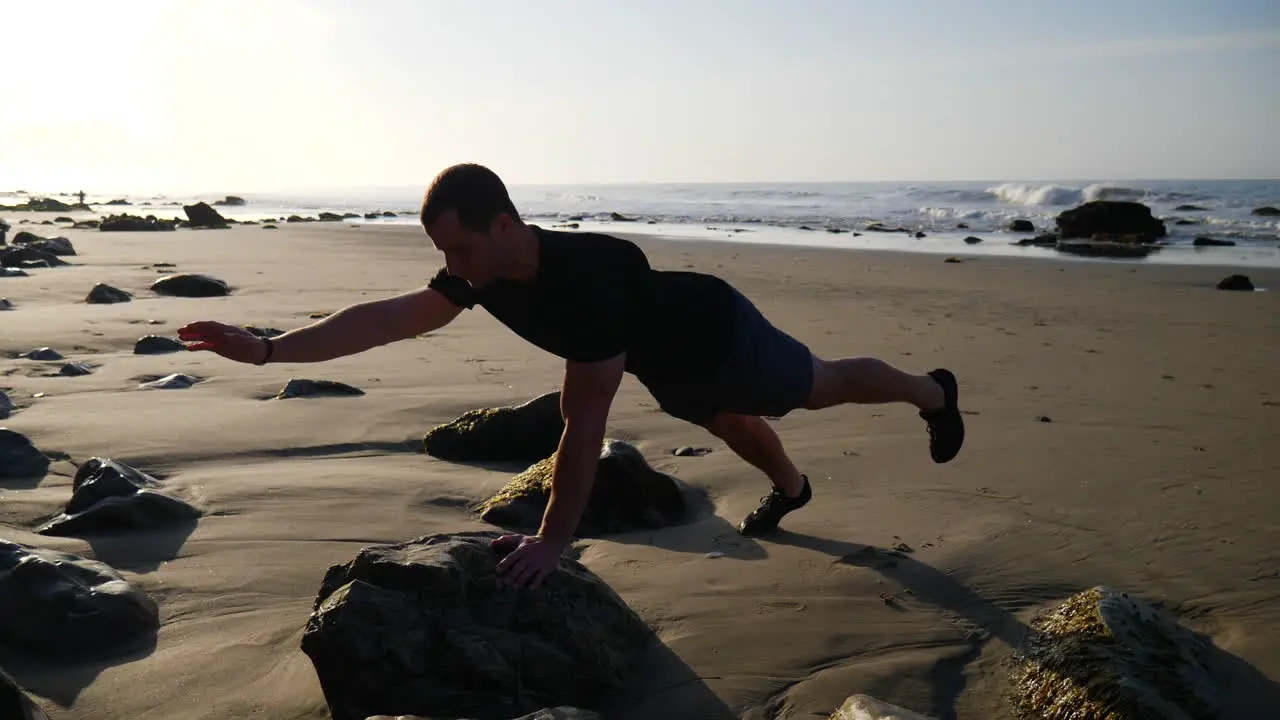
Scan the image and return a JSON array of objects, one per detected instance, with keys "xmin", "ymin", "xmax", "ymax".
[{"xmin": 492, "ymin": 533, "xmax": 567, "ymax": 590}]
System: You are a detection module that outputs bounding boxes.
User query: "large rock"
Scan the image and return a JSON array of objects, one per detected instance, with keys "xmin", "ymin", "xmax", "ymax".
[
  {"xmin": 1, "ymin": 246, "xmax": 68, "ymax": 268},
  {"xmin": 1251, "ymin": 206, "xmax": 1280, "ymax": 217},
  {"xmin": 86, "ymin": 282, "xmax": 132, "ymax": 304},
  {"xmin": 0, "ymin": 428, "xmax": 50, "ymax": 480},
  {"xmin": 1010, "ymin": 586, "xmax": 1219, "ymax": 720},
  {"xmin": 150, "ymin": 272, "xmax": 231, "ymax": 297},
  {"xmin": 36, "ymin": 457, "xmax": 201, "ymax": 536},
  {"xmin": 182, "ymin": 201, "xmax": 229, "ymax": 229},
  {"xmin": 1216, "ymin": 274, "xmax": 1254, "ymax": 291},
  {"xmin": 0, "ymin": 540, "xmax": 159, "ymax": 658},
  {"xmin": 300, "ymin": 532, "xmax": 654, "ymax": 720},
  {"xmin": 11, "ymin": 232, "xmax": 75, "ymax": 256},
  {"xmin": 98, "ymin": 214, "xmax": 177, "ymax": 232},
  {"xmin": 423, "ymin": 392, "xmax": 564, "ymax": 463},
  {"xmin": 477, "ymin": 440, "xmax": 694, "ymax": 537},
  {"xmin": 829, "ymin": 694, "xmax": 936, "ymax": 719},
  {"xmin": 1055, "ymin": 201, "xmax": 1167, "ymax": 242},
  {"xmin": 213, "ymin": 196, "xmax": 246, "ymax": 206},
  {"xmin": 0, "ymin": 666, "xmax": 50, "ymax": 720}
]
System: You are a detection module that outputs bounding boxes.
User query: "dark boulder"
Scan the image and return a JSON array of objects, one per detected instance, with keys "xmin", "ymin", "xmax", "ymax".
[
  {"xmin": 299, "ymin": 532, "xmax": 654, "ymax": 720},
  {"xmin": 57, "ymin": 362, "xmax": 94, "ymax": 377},
  {"xmin": 213, "ymin": 196, "xmax": 246, "ymax": 206},
  {"xmin": 1, "ymin": 246, "xmax": 68, "ymax": 268},
  {"xmin": 1010, "ymin": 586, "xmax": 1220, "ymax": 720},
  {"xmin": 86, "ymin": 282, "xmax": 132, "ymax": 304},
  {"xmin": 423, "ymin": 392, "xmax": 563, "ymax": 463},
  {"xmin": 98, "ymin": 214, "xmax": 178, "ymax": 232},
  {"xmin": 1192, "ymin": 236, "xmax": 1235, "ymax": 247},
  {"xmin": 0, "ymin": 428, "xmax": 50, "ymax": 480},
  {"xmin": 1055, "ymin": 201, "xmax": 1167, "ymax": 242},
  {"xmin": 1015, "ymin": 233, "xmax": 1059, "ymax": 247},
  {"xmin": 963, "ymin": 236, "xmax": 983, "ymax": 244},
  {"xmin": 37, "ymin": 457, "xmax": 201, "ymax": 536},
  {"xmin": 275, "ymin": 379, "xmax": 365, "ymax": 399},
  {"xmin": 477, "ymin": 439, "xmax": 697, "ymax": 536},
  {"xmin": 0, "ymin": 268, "xmax": 27, "ymax": 277},
  {"xmin": 150, "ymin": 273, "xmax": 231, "ymax": 297},
  {"xmin": 0, "ymin": 540, "xmax": 159, "ymax": 658},
  {"xmin": 134, "ymin": 334, "xmax": 185, "ymax": 354},
  {"xmin": 1251, "ymin": 206, "xmax": 1280, "ymax": 217},
  {"xmin": 0, "ymin": 391, "xmax": 13, "ymax": 420},
  {"xmin": 182, "ymin": 202, "xmax": 229, "ymax": 229},
  {"xmin": 1007, "ymin": 219, "xmax": 1035, "ymax": 232},
  {"xmin": 318, "ymin": 212, "xmax": 344, "ymax": 222},
  {"xmin": 1055, "ymin": 239, "xmax": 1158, "ymax": 259},
  {"xmin": 19, "ymin": 347, "xmax": 62, "ymax": 360},
  {"xmin": 0, "ymin": 665, "xmax": 50, "ymax": 719},
  {"xmin": 1175, "ymin": 204, "xmax": 1208, "ymax": 212},
  {"xmin": 11, "ymin": 232, "xmax": 75, "ymax": 256},
  {"xmin": 0, "ymin": 298, "xmax": 12, "ymax": 310},
  {"xmin": 1216, "ymin": 274, "xmax": 1254, "ymax": 291}
]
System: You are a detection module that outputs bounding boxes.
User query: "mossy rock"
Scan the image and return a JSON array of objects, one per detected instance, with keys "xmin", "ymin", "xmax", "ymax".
[
  {"xmin": 476, "ymin": 439, "xmax": 697, "ymax": 536},
  {"xmin": 1010, "ymin": 585, "xmax": 1219, "ymax": 720},
  {"xmin": 423, "ymin": 391, "xmax": 563, "ymax": 463}
]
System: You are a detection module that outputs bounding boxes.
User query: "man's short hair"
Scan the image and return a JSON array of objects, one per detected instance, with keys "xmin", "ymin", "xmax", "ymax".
[{"xmin": 420, "ymin": 163, "xmax": 522, "ymax": 232}]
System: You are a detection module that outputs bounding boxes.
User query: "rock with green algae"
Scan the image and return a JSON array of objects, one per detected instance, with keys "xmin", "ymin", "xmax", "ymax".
[
  {"xmin": 1010, "ymin": 585, "xmax": 1219, "ymax": 720},
  {"xmin": 422, "ymin": 391, "xmax": 563, "ymax": 463},
  {"xmin": 300, "ymin": 532, "xmax": 652, "ymax": 720},
  {"xmin": 829, "ymin": 694, "xmax": 936, "ymax": 719},
  {"xmin": 476, "ymin": 439, "xmax": 696, "ymax": 537},
  {"xmin": 364, "ymin": 709, "xmax": 598, "ymax": 720}
]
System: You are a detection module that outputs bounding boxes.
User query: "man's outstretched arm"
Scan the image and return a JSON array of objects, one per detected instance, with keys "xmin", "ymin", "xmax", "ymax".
[{"xmin": 494, "ymin": 352, "xmax": 625, "ymax": 588}]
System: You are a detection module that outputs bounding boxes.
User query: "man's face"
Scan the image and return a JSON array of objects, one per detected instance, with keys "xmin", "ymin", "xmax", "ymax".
[{"xmin": 424, "ymin": 210, "xmax": 503, "ymax": 288}]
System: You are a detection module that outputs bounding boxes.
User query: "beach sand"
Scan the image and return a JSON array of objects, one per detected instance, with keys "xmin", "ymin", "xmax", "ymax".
[{"xmin": 2, "ymin": 218, "xmax": 1279, "ymax": 719}]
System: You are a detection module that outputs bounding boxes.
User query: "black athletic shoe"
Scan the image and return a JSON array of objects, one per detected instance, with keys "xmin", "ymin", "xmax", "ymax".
[
  {"xmin": 739, "ymin": 475, "xmax": 812, "ymax": 536},
  {"xmin": 920, "ymin": 368, "xmax": 964, "ymax": 463}
]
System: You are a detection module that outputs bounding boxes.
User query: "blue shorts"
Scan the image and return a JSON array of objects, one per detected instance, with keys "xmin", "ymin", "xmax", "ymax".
[{"xmin": 636, "ymin": 288, "xmax": 815, "ymax": 426}]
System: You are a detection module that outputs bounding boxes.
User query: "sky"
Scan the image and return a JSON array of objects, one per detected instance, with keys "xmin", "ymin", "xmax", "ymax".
[{"xmin": 5, "ymin": 0, "xmax": 1279, "ymax": 194}]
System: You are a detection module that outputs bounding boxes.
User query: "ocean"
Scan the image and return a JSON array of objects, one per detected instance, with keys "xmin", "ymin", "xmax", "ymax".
[{"xmin": 5, "ymin": 179, "xmax": 1279, "ymax": 267}]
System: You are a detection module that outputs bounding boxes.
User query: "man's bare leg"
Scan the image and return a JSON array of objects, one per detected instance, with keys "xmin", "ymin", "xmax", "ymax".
[
  {"xmin": 804, "ymin": 356, "xmax": 944, "ymax": 411},
  {"xmin": 704, "ymin": 412, "xmax": 813, "ymax": 536},
  {"xmin": 704, "ymin": 413, "xmax": 805, "ymax": 497}
]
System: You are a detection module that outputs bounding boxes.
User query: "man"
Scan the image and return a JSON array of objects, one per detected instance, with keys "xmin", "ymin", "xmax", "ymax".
[{"xmin": 179, "ymin": 163, "xmax": 964, "ymax": 590}]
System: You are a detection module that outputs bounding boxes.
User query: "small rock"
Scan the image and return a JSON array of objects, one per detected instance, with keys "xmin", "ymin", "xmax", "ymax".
[
  {"xmin": 1037, "ymin": 415, "xmax": 1053, "ymax": 423},
  {"xmin": 423, "ymin": 391, "xmax": 564, "ymax": 463},
  {"xmin": 86, "ymin": 282, "xmax": 132, "ymax": 304},
  {"xmin": 58, "ymin": 362, "xmax": 93, "ymax": 377},
  {"xmin": 138, "ymin": 373, "xmax": 200, "ymax": 390},
  {"xmin": 20, "ymin": 347, "xmax": 61, "ymax": 361},
  {"xmin": 1251, "ymin": 206, "xmax": 1280, "ymax": 217},
  {"xmin": 1, "ymin": 267, "xmax": 29, "ymax": 278},
  {"xmin": 831, "ymin": 694, "xmax": 937, "ymax": 720},
  {"xmin": 275, "ymin": 379, "xmax": 365, "ymax": 399},
  {"xmin": 11, "ymin": 232, "xmax": 75, "ymax": 256},
  {"xmin": 1008, "ymin": 219, "xmax": 1036, "ymax": 232},
  {"xmin": 1216, "ymin": 274, "xmax": 1254, "ymax": 291},
  {"xmin": 150, "ymin": 273, "xmax": 231, "ymax": 297},
  {"xmin": 706, "ymin": 551, "xmax": 726, "ymax": 559},
  {"xmin": 134, "ymin": 334, "xmax": 185, "ymax": 354},
  {"xmin": 0, "ymin": 540, "xmax": 159, "ymax": 658},
  {"xmin": 1192, "ymin": 236, "xmax": 1235, "ymax": 247},
  {"xmin": 944, "ymin": 257, "xmax": 963, "ymax": 263},
  {"xmin": 0, "ymin": 298, "xmax": 12, "ymax": 310},
  {"xmin": 672, "ymin": 446, "xmax": 711, "ymax": 457},
  {"xmin": 477, "ymin": 439, "xmax": 697, "ymax": 536},
  {"xmin": 0, "ymin": 428, "xmax": 50, "ymax": 480},
  {"xmin": 299, "ymin": 532, "xmax": 653, "ymax": 720},
  {"xmin": 37, "ymin": 457, "xmax": 201, "ymax": 536},
  {"xmin": 963, "ymin": 236, "xmax": 983, "ymax": 244}
]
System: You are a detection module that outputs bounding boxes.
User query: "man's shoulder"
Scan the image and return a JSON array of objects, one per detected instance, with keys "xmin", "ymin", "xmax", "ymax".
[{"xmin": 533, "ymin": 224, "xmax": 649, "ymax": 270}]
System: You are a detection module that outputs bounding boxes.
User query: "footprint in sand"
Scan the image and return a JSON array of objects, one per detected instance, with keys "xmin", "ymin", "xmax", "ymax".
[{"xmin": 756, "ymin": 599, "xmax": 806, "ymax": 615}]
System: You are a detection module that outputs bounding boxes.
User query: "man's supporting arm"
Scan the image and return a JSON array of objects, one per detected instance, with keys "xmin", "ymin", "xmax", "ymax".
[{"xmin": 537, "ymin": 353, "xmax": 626, "ymax": 545}]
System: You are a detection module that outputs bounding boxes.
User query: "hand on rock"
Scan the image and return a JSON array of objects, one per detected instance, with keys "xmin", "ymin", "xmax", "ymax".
[
  {"xmin": 178, "ymin": 321, "xmax": 268, "ymax": 364},
  {"xmin": 492, "ymin": 533, "xmax": 565, "ymax": 590}
]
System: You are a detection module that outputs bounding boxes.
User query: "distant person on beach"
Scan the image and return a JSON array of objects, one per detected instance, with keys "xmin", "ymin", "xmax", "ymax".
[{"xmin": 178, "ymin": 163, "xmax": 965, "ymax": 589}]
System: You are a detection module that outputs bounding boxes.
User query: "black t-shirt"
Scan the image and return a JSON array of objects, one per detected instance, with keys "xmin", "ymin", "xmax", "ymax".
[{"xmin": 427, "ymin": 225, "xmax": 736, "ymax": 382}]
